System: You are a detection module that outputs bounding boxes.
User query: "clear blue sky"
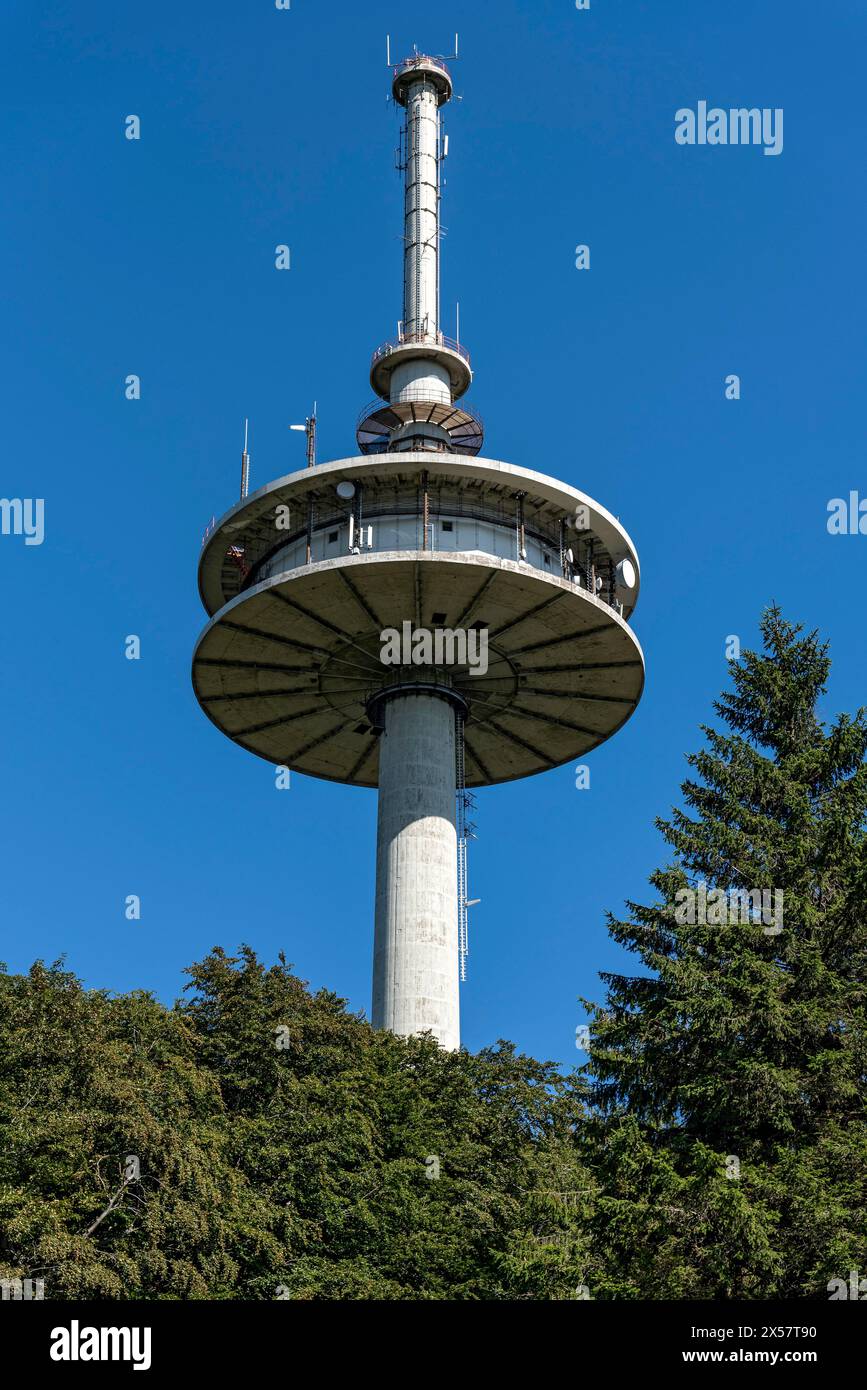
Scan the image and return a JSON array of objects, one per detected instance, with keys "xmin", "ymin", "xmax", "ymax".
[{"xmin": 2, "ymin": 0, "xmax": 865, "ymax": 1072}]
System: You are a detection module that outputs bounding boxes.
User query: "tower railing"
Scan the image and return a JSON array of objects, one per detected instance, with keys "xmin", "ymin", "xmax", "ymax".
[
  {"xmin": 356, "ymin": 391, "xmax": 483, "ymax": 426},
  {"xmin": 393, "ymin": 54, "xmax": 451, "ymax": 80},
  {"xmin": 371, "ymin": 331, "xmax": 471, "ymax": 368}
]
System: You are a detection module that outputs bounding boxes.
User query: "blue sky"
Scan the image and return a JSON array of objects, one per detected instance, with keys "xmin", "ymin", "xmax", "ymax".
[{"xmin": 2, "ymin": 0, "xmax": 865, "ymax": 1072}]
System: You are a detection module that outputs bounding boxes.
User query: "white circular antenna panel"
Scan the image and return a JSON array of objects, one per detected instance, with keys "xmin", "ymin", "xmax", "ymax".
[
  {"xmin": 616, "ymin": 558, "xmax": 637, "ymax": 591},
  {"xmin": 336, "ymin": 481, "xmax": 356, "ymax": 500}
]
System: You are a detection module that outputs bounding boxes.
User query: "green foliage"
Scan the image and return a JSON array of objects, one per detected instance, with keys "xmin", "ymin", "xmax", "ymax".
[
  {"xmin": 581, "ymin": 608, "xmax": 867, "ymax": 1297},
  {"xmin": 1, "ymin": 608, "xmax": 863, "ymax": 1299},
  {"xmin": 0, "ymin": 949, "xmax": 587, "ymax": 1300}
]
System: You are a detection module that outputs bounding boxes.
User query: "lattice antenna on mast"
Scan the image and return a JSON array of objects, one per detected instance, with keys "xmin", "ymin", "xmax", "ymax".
[
  {"xmin": 239, "ymin": 419, "xmax": 251, "ymax": 500},
  {"xmin": 289, "ymin": 403, "xmax": 317, "ymax": 468}
]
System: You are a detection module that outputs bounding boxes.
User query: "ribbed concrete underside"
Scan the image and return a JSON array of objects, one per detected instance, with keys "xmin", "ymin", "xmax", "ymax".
[{"xmin": 191, "ymin": 551, "xmax": 645, "ymax": 788}]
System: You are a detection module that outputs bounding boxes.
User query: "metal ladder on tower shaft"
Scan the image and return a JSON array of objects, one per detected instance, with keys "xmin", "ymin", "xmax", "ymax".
[{"xmin": 455, "ymin": 713, "xmax": 477, "ymax": 983}]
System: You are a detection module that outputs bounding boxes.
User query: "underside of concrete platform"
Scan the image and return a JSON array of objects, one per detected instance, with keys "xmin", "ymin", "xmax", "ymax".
[{"xmin": 192, "ymin": 550, "xmax": 644, "ymax": 788}]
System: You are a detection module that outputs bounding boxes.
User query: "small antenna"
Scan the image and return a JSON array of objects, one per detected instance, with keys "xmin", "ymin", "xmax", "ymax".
[
  {"xmin": 456, "ymin": 301, "xmax": 460, "ymax": 346},
  {"xmin": 290, "ymin": 403, "xmax": 317, "ymax": 468},
  {"xmin": 386, "ymin": 34, "xmax": 391, "ymax": 67},
  {"xmin": 455, "ymin": 33, "xmax": 459, "ymax": 59},
  {"xmin": 239, "ymin": 418, "xmax": 250, "ymax": 499}
]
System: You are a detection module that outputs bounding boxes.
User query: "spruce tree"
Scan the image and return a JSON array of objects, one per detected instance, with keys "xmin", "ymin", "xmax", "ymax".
[{"xmin": 582, "ymin": 607, "xmax": 867, "ymax": 1297}]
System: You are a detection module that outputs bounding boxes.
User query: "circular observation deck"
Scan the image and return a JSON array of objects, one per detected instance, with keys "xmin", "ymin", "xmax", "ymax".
[{"xmin": 193, "ymin": 453, "xmax": 644, "ymax": 790}]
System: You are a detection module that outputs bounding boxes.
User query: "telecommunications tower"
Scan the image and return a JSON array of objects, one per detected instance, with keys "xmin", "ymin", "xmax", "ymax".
[{"xmin": 193, "ymin": 49, "xmax": 644, "ymax": 1051}]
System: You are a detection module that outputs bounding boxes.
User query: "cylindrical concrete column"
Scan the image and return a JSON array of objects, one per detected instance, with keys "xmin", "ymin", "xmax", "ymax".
[
  {"xmin": 372, "ymin": 691, "xmax": 460, "ymax": 1050},
  {"xmin": 390, "ymin": 358, "xmax": 451, "ymax": 406}
]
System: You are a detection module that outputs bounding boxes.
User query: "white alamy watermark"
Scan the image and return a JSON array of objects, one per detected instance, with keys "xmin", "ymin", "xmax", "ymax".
[
  {"xmin": 380, "ymin": 622, "xmax": 489, "ymax": 676},
  {"xmin": 0, "ymin": 497, "xmax": 44, "ymax": 546},
  {"xmin": 1, "ymin": 1278, "xmax": 44, "ymax": 1300},
  {"xmin": 675, "ymin": 884, "xmax": 784, "ymax": 935},
  {"xmin": 50, "ymin": 1321, "xmax": 151, "ymax": 1370},
  {"xmin": 827, "ymin": 492, "xmax": 867, "ymax": 535},
  {"xmin": 675, "ymin": 102, "xmax": 783, "ymax": 157},
  {"xmin": 828, "ymin": 1270, "xmax": 867, "ymax": 1300}
]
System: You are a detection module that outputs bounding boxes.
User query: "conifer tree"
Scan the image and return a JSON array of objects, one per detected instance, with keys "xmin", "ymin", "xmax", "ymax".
[{"xmin": 582, "ymin": 608, "xmax": 867, "ymax": 1297}]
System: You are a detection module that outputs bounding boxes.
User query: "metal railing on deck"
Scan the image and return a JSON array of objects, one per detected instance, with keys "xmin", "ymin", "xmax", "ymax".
[
  {"xmin": 371, "ymin": 331, "xmax": 471, "ymax": 369},
  {"xmin": 393, "ymin": 54, "xmax": 451, "ymax": 80}
]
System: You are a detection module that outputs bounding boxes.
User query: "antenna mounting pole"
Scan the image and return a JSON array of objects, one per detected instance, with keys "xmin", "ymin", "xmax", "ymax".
[
  {"xmin": 239, "ymin": 418, "xmax": 250, "ymax": 499},
  {"xmin": 306, "ymin": 403, "xmax": 317, "ymax": 469}
]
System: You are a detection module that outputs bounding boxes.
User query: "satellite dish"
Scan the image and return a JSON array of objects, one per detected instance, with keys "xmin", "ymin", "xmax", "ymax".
[
  {"xmin": 615, "ymin": 558, "xmax": 637, "ymax": 591},
  {"xmin": 336, "ymin": 481, "xmax": 356, "ymax": 500}
]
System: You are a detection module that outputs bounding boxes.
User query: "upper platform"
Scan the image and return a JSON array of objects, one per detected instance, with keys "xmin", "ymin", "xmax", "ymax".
[
  {"xmin": 392, "ymin": 54, "xmax": 453, "ymax": 106},
  {"xmin": 370, "ymin": 334, "xmax": 472, "ymax": 402}
]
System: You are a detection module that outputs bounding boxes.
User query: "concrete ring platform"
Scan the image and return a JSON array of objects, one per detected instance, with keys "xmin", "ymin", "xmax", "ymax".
[
  {"xmin": 191, "ymin": 551, "xmax": 645, "ymax": 789},
  {"xmin": 370, "ymin": 342, "xmax": 472, "ymax": 401}
]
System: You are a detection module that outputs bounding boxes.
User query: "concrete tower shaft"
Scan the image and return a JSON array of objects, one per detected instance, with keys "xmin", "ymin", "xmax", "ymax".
[{"xmin": 372, "ymin": 690, "xmax": 461, "ymax": 1050}]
